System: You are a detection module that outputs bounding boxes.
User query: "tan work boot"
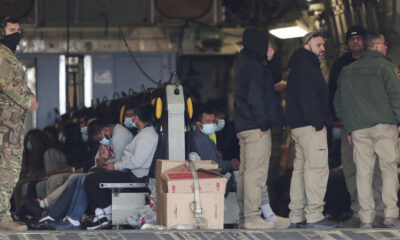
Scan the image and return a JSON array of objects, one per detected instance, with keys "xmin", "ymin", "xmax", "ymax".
[
  {"xmin": 271, "ymin": 216, "xmax": 290, "ymax": 229},
  {"xmin": 244, "ymin": 217, "xmax": 275, "ymax": 229},
  {"xmin": 0, "ymin": 221, "xmax": 27, "ymax": 231},
  {"xmin": 360, "ymin": 222, "xmax": 373, "ymax": 228}
]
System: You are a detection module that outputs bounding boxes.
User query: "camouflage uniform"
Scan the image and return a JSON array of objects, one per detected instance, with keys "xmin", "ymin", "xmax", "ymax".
[{"xmin": 0, "ymin": 44, "xmax": 32, "ymax": 222}]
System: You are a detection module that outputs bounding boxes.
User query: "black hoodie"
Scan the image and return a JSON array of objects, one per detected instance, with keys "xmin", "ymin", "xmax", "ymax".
[
  {"xmin": 285, "ymin": 48, "xmax": 332, "ymax": 131},
  {"xmin": 234, "ymin": 28, "xmax": 284, "ymax": 133}
]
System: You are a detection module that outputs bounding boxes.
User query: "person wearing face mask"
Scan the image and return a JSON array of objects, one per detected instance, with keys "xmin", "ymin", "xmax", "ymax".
[
  {"xmin": 190, "ymin": 104, "xmax": 238, "ymax": 176},
  {"xmin": 81, "ymin": 103, "xmax": 158, "ymax": 230},
  {"xmin": 27, "ymin": 118, "xmax": 133, "ymax": 230},
  {"xmin": 122, "ymin": 101, "xmax": 138, "ymax": 135},
  {"xmin": 335, "ymin": 32, "xmax": 400, "ymax": 229},
  {"xmin": 206, "ymin": 99, "xmax": 240, "ymax": 163},
  {"xmin": 89, "ymin": 119, "xmax": 133, "ymax": 166},
  {"xmin": 0, "ymin": 17, "xmax": 39, "ymax": 231},
  {"xmin": 285, "ymin": 32, "xmax": 336, "ymax": 229},
  {"xmin": 80, "ymin": 117, "xmax": 89, "ymax": 143},
  {"xmin": 124, "ymin": 109, "xmax": 135, "ymax": 129},
  {"xmin": 234, "ymin": 28, "xmax": 284, "ymax": 229}
]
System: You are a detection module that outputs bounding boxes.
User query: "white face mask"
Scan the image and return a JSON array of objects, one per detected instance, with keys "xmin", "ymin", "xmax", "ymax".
[
  {"xmin": 99, "ymin": 131, "xmax": 111, "ymax": 145},
  {"xmin": 201, "ymin": 123, "xmax": 217, "ymax": 136},
  {"xmin": 124, "ymin": 118, "xmax": 134, "ymax": 129},
  {"xmin": 216, "ymin": 119, "xmax": 225, "ymax": 132}
]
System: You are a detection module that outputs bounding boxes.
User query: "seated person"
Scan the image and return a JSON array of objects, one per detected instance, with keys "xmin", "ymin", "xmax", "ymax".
[
  {"xmin": 33, "ymin": 116, "xmax": 98, "ymax": 206},
  {"xmin": 34, "ymin": 124, "xmax": 86, "ymax": 199},
  {"xmin": 83, "ymin": 103, "xmax": 158, "ymax": 230},
  {"xmin": 190, "ymin": 104, "xmax": 238, "ymax": 174},
  {"xmin": 207, "ymin": 99, "xmax": 240, "ymax": 162},
  {"xmin": 27, "ymin": 118, "xmax": 133, "ymax": 227},
  {"xmin": 122, "ymin": 101, "xmax": 137, "ymax": 133},
  {"xmin": 14, "ymin": 129, "xmax": 67, "ymax": 218}
]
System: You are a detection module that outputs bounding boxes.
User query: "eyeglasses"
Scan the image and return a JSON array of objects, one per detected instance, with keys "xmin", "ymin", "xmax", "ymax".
[{"xmin": 304, "ymin": 32, "xmax": 325, "ymax": 45}]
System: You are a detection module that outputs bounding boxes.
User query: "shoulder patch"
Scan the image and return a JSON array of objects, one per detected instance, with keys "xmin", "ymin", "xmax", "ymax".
[{"xmin": 395, "ymin": 67, "xmax": 400, "ymax": 80}]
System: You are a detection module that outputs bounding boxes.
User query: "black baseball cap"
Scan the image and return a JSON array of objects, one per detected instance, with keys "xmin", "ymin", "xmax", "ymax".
[{"xmin": 345, "ymin": 25, "xmax": 367, "ymax": 41}]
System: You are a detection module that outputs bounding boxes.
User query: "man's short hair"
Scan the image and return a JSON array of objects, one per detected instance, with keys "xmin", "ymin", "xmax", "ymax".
[
  {"xmin": 135, "ymin": 103, "xmax": 153, "ymax": 123},
  {"xmin": 125, "ymin": 99, "xmax": 136, "ymax": 111},
  {"xmin": 206, "ymin": 99, "xmax": 226, "ymax": 116},
  {"xmin": 365, "ymin": 31, "xmax": 383, "ymax": 49},
  {"xmin": 302, "ymin": 32, "xmax": 325, "ymax": 45},
  {"xmin": 193, "ymin": 103, "xmax": 214, "ymax": 123},
  {"xmin": 87, "ymin": 119, "xmax": 113, "ymax": 137},
  {"xmin": 0, "ymin": 17, "xmax": 20, "ymax": 37}
]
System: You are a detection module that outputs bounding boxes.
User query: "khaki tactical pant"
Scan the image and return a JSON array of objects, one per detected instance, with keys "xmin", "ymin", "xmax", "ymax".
[
  {"xmin": 289, "ymin": 126, "xmax": 329, "ymax": 224},
  {"xmin": 340, "ymin": 127, "xmax": 384, "ymax": 217},
  {"xmin": 0, "ymin": 119, "xmax": 24, "ymax": 222},
  {"xmin": 237, "ymin": 129, "xmax": 271, "ymax": 223},
  {"xmin": 352, "ymin": 124, "xmax": 399, "ymax": 224}
]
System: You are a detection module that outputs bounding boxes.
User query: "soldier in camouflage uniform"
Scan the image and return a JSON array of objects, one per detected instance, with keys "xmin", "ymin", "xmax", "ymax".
[{"xmin": 0, "ymin": 17, "xmax": 38, "ymax": 230}]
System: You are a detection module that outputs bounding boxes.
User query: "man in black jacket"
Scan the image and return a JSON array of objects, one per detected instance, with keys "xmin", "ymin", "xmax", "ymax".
[
  {"xmin": 285, "ymin": 32, "xmax": 336, "ymax": 228},
  {"xmin": 329, "ymin": 26, "xmax": 384, "ymax": 228},
  {"xmin": 234, "ymin": 28, "xmax": 284, "ymax": 229}
]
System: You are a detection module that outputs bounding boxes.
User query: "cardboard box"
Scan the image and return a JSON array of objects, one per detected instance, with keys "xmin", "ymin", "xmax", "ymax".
[
  {"xmin": 155, "ymin": 159, "xmax": 226, "ymax": 229},
  {"xmin": 157, "ymin": 192, "xmax": 224, "ymax": 229},
  {"xmin": 155, "ymin": 159, "xmax": 218, "ymax": 193},
  {"xmin": 161, "ymin": 168, "xmax": 226, "ymax": 194}
]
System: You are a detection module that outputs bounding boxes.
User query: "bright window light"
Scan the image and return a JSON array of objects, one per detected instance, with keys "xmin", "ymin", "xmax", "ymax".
[
  {"xmin": 84, "ymin": 55, "xmax": 92, "ymax": 108},
  {"xmin": 269, "ymin": 26, "xmax": 309, "ymax": 39},
  {"xmin": 59, "ymin": 55, "xmax": 66, "ymax": 115}
]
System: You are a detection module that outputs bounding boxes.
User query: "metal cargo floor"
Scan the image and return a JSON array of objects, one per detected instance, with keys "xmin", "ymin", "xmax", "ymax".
[{"xmin": 1, "ymin": 229, "xmax": 400, "ymax": 240}]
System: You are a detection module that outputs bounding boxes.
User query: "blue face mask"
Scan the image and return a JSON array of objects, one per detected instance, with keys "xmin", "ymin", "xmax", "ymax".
[
  {"xmin": 58, "ymin": 133, "xmax": 66, "ymax": 143},
  {"xmin": 124, "ymin": 118, "xmax": 134, "ymax": 129},
  {"xmin": 99, "ymin": 131, "xmax": 111, "ymax": 146},
  {"xmin": 332, "ymin": 128, "xmax": 342, "ymax": 139},
  {"xmin": 201, "ymin": 123, "xmax": 217, "ymax": 136},
  {"xmin": 100, "ymin": 138, "xmax": 110, "ymax": 146},
  {"xmin": 81, "ymin": 127, "xmax": 88, "ymax": 142},
  {"xmin": 216, "ymin": 120, "xmax": 225, "ymax": 132},
  {"xmin": 26, "ymin": 141, "xmax": 32, "ymax": 151}
]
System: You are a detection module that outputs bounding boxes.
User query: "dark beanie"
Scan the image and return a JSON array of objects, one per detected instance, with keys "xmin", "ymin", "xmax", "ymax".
[
  {"xmin": 346, "ymin": 25, "xmax": 367, "ymax": 41},
  {"xmin": 242, "ymin": 28, "xmax": 269, "ymax": 60}
]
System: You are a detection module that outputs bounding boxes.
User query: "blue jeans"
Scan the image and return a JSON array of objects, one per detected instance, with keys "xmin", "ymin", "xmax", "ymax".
[{"xmin": 49, "ymin": 174, "xmax": 88, "ymax": 221}]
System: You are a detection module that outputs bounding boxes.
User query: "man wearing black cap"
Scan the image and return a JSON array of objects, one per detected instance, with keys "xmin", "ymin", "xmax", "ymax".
[
  {"xmin": 234, "ymin": 28, "xmax": 284, "ymax": 229},
  {"xmin": 328, "ymin": 26, "xmax": 384, "ymax": 228}
]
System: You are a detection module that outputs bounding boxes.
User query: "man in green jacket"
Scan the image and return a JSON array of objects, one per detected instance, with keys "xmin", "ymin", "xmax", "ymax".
[{"xmin": 334, "ymin": 32, "xmax": 400, "ymax": 229}]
